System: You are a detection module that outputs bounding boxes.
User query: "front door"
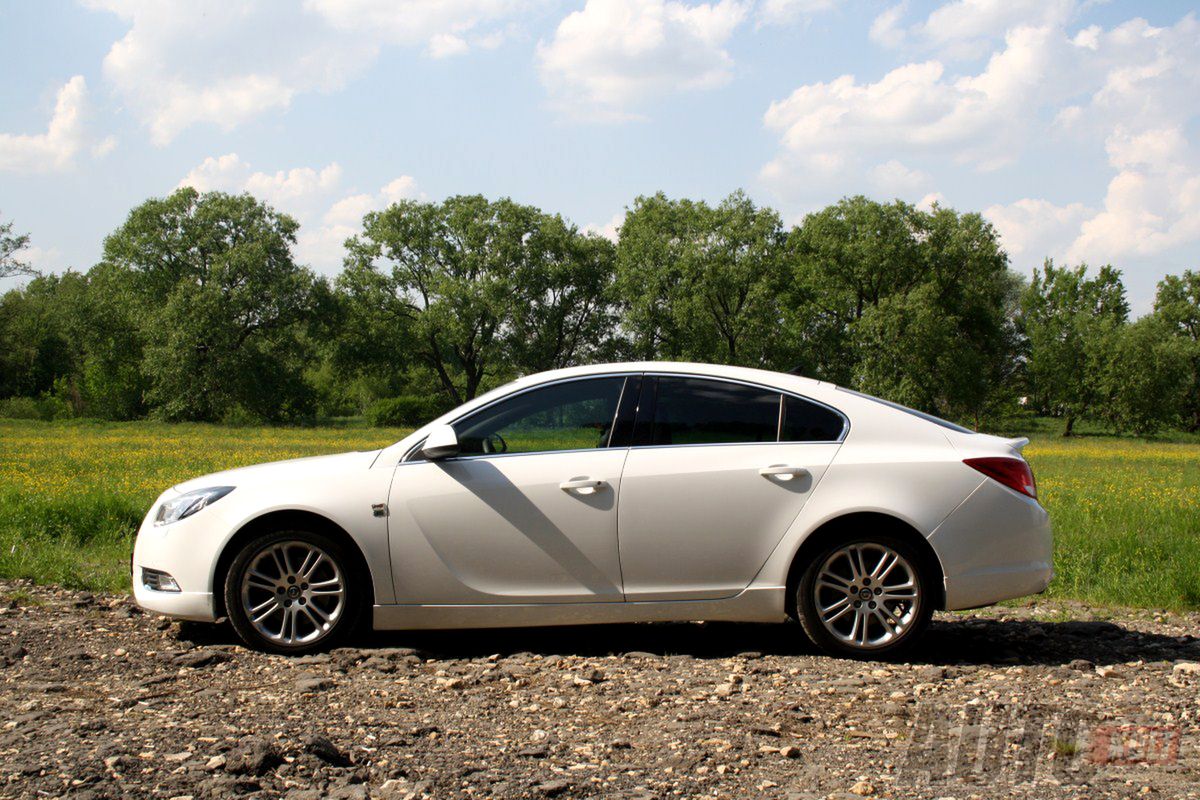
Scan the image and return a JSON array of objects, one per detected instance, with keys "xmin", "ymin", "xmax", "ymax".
[
  {"xmin": 387, "ymin": 375, "xmax": 636, "ymax": 604},
  {"xmin": 617, "ymin": 376, "xmax": 845, "ymax": 601}
]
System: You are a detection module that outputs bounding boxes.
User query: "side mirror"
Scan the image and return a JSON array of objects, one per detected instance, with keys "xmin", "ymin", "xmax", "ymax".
[{"xmin": 421, "ymin": 424, "xmax": 460, "ymax": 460}]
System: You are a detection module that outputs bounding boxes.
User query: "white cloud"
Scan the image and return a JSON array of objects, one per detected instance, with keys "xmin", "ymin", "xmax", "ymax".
[
  {"xmin": 428, "ymin": 33, "xmax": 470, "ymax": 58},
  {"xmin": 178, "ymin": 153, "xmax": 344, "ymax": 215},
  {"xmin": 296, "ymin": 175, "xmax": 425, "ymax": 271},
  {"xmin": 758, "ymin": 0, "xmax": 840, "ymax": 27},
  {"xmin": 177, "ymin": 153, "xmax": 420, "ymax": 271},
  {"xmin": 984, "ymin": 197, "xmax": 1093, "ymax": 262},
  {"xmin": 537, "ymin": 0, "xmax": 748, "ymax": 120},
  {"xmin": 869, "ymin": 159, "xmax": 930, "ymax": 196},
  {"xmin": 872, "ymin": 0, "xmax": 1077, "ymax": 57},
  {"xmin": 86, "ymin": 0, "xmax": 535, "ymax": 144},
  {"xmin": 583, "ymin": 211, "xmax": 625, "ymax": 242},
  {"xmin": 0, "ymin": 77, "xmax": 111, "ymax": 172}
]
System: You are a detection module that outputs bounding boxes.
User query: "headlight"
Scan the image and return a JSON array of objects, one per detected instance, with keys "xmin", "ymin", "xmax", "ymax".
[{"xmin": 154, "ymin": 486, "xmax": 235, "ymax": 526}]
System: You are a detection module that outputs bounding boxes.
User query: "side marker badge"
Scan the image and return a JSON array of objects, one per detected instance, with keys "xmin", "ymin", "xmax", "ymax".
[{"xmin": 372, "ymin": 503, "xmax": 388, "ymax": 518}]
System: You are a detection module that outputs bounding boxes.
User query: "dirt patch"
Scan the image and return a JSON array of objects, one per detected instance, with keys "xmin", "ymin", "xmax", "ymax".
[{"xmin": 0, "ymin": 580, "xmax": 1197, "ymax": 799}]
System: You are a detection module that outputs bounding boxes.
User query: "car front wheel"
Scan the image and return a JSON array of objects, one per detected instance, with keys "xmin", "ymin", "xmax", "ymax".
[
  {"xmin": 796, "ymin": 534, "xmax": 933, "ymax": 659},
  {"xmin": 224, "ymin": 529, "xmax": 360, "ymax": 655}
]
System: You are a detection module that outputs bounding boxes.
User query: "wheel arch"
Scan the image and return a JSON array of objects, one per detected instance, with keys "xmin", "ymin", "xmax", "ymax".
[
  {"xmin": 211, "ymin": 509, "xmax": 376, "ymax": 620},
  {"xmin": 783, "ymin": 511, "xmax": 946, "ymax": 619}
]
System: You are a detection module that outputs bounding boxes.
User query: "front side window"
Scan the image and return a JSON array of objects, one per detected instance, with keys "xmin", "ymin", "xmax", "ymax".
[
  {"xmin": 644, "ymin": 377, "xmax": 780, "ymax": 446},
  {"xmin": 454, "ymin": 377, "xmax": 626, "ymax": 456}
]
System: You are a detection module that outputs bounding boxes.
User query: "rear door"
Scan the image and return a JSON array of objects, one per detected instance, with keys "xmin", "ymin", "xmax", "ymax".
[{"xmin": 616, "ymin": 375, "xmax": 845, "ymax": 601}]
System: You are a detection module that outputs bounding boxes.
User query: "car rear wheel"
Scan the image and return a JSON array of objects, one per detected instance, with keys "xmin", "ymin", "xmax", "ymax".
[
  {"xmin": 224, "ymin": 529, "xmax": 361, "ymax": 655},
  {"xmin": 796, "ymin": 534, "xmax": 933, "ymax": 659}
]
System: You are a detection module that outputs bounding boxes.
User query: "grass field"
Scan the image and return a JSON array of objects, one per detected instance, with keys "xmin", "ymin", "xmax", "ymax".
[{"xmin": 1, "ymin": 418, "xmax": 1198, "ymax": 609}]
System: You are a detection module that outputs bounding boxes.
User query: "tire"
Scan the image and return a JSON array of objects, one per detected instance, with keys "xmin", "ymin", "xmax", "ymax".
[
  {"xmin": 796, "ymin": 533, "xmax": 934, "ymax": 659},
  {"xmin": 224, "ymin": 529, "xmax": 363, "ymax": 655}
]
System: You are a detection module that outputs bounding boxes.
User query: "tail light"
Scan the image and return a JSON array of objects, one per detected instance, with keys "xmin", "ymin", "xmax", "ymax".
[{"xmin": 964, "ymin": 457, "xmax": 1037, "ymax": 499}]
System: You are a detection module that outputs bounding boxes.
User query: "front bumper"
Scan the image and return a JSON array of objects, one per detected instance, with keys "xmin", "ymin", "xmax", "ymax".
[
  {"xmin": 131, "ymin": 490, "xmax": 226, "ymax": 622},
  {"xmin": 929, "ymin": 478, "xmax": 1053, "ymax": 611}
]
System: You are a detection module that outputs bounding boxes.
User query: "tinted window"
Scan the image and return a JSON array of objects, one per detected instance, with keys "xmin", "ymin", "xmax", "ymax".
[
  {"xmin": 454, "ymin": 377, "xmax": 626, "ymax": 455},
  {"xmin": 646, "ymin": 377, "xmax": 780, "ymax": 446},
  {"xmin": 781, "ymin": 396, "xmax": 844, "ymax": 442}
]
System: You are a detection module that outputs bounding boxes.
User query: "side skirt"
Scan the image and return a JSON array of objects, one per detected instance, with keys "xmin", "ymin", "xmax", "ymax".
[{"xmin": 372, "ymin": 587, "xmax": 788, "ymax": 630}]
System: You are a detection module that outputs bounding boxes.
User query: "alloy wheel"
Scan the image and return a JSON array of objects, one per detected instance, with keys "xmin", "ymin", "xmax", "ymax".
[
  {"xmin": 812, "ymin": 542, "xmax": 920, "ymax": 650},
  {"xmin": 238, "ymin": 540, "xmax": 346, "ymax": 647}
]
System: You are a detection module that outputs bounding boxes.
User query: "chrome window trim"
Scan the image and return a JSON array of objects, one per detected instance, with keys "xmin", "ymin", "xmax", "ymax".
[{"xmin": 398, "ymin": 369, "xmax": 849, "ymax": 464}]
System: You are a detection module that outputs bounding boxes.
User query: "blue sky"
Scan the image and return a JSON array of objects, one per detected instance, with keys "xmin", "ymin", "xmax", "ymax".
[{"xmin": 1, "ymin": 0, "xmax": 1198, "ymax": 312}]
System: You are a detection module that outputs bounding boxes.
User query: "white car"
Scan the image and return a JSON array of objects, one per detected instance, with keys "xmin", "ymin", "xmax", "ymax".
[{"xmin": 133, "ymin": 362, "xmax": 1052, "ymax": 658}]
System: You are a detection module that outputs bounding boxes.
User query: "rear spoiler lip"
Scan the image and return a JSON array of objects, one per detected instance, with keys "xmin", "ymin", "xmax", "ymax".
[{"xmin": 1006, "ymin": 436, "xmax": 1030, "ymax": 452}]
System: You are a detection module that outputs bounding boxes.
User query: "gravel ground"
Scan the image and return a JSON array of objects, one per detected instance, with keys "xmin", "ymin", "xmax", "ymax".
[{"xmin": 0, "ymin": 579, "xmax": 1198, "ymax": 800}]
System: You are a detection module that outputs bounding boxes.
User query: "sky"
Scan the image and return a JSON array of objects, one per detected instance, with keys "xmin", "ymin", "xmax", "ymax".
[{"xmin": 1, "ymin": 0, "xmax": 1198, "ymax": 312}]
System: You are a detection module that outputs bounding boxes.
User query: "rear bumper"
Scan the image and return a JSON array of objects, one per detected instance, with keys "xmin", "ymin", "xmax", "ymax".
[{"xmin": 929, "ymin": 478, "xmax": 1053, "ymax": 611}]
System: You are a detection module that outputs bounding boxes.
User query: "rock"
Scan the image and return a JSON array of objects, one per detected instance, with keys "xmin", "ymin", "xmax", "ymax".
[
  {"xmin": 174, "ymin": 649, "xmax": 230, "ymax": 669},
  {"xmin": 1173, "ymin": 661, "xmax": 1200, "ymax": 676},
  {"xmin": 296, "ymin": 676, "xmax": 334, "ymax": 692},
  {"xmin": 537, "ymin": 779, "xmax": 572, "ymax": 797},
  {"xmin": 303, "ymin": 735, "xmax": 352, "ymax": 767},
  {"xmin": 849, "ymin": 780, "xmax": 875, "ymax": 796},
  {"xmin": 1095, "ymin": 665, "xmax": 1120, "ymax": 678},
  {"xmin": 225, "ymin": 739, "xmax": 283, "ymax": 776},
  {"xmin": 435, "ymin": 676, "xmax": 465, "ymax": 690},
  {"xmin": 624, "ymin": 651, "xmax": 659, "ymax": 659},
  {"xmin": 204, "ymin": 755, "xmax": 226, "ymax": 772},
  {"xmin": 73, "ymin": 593, "xmax": 95, "ymax": 608},
  {"xmin": 163, "ymin": 750, "xmax": 192, "ymax": 763},
  {"xmin": 780, "ymin": 746, "xmax": 801, "ymax": 759},
  {"xmin": 0, "ymin": 644, "xmax": 26, "ymax": 667},
  {"xmin": 517, "ymin": 746, "xmax": 549, "ymax": 758},
  {"xmin": 1067, "ymin": 658, "xmax": 1094, "ymax": 671}
]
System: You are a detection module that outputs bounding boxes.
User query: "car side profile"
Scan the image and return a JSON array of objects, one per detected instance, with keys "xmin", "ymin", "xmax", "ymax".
[{"xmin": 132, "ymin": 362, "xmax": 1052, "ymax": 658}]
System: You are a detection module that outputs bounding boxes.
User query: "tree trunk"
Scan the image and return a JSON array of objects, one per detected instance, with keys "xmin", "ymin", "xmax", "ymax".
[{"xmin": 1063, "ymin": 415, "xmax": 1075, "ymax": 437}]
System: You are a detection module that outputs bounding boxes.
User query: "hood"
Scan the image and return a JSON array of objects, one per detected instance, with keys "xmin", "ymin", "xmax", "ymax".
[{"xmin": 172, "ymin": 450, "xmax": 380, "ymax": 494}]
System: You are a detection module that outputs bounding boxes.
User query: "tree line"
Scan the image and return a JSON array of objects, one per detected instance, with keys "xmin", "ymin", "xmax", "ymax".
[{"xmin": 1, "ymin": 189, "xmax": 1197, "ymax": 434}]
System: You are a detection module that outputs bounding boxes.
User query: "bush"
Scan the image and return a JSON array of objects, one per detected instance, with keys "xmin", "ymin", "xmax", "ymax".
[
  {"xmin": 367, "ymin": 395, "xmax": 449, "ymax": 427},
  {"xmin": 0, "ymin": 395, "xmax": 72, "ymax": 421}
]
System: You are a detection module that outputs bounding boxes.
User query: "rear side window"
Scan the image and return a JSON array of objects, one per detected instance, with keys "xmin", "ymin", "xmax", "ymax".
[
  {"xmin": 781, "ymin": 396, "xmax": 844, "ymax": 442},
  {"xmin": 644, "ymin": 377, "xmax": 780, "ymax": 446}
]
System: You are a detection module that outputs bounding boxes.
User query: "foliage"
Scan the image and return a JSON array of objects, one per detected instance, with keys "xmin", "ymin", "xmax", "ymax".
[
  {"xmin": 0, "ymin": 188, "xmax": 1195, "ymax": 435},
  {"xmin": 1020, "ymin": 261, "xmax": 1129, "ymax": 435},
  {"xmin": 617, "ymin": 191, "xmax": 791, "ymax": 366},
  {"xmin": 0, "ymin": 214, "xmax": 34, "ymax": 280},
  {"xmin": 1154, "ymin": 270, "xmax": 1200, "ymax": 431},
  {"xmin": 791, "ymin": 198, "xmax": 1021, "ymax": 426},
  {"xmin": 344, "ymin": 195, "xmax": 618, "ymax": 404},
  {"xmin": 366, "ymin": 394, "xmax": 450, "ymax": 427},
  {"xmin": 101, "ymin": 188, "xmax": 327, "ymax": 422}
]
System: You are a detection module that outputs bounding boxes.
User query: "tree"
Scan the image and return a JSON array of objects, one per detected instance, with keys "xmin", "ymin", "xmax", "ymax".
[
  {"xmin": 0, "ymin": 215, "xmax": 35, "ymax": 281},
  {"xmin": 1154, "ymin": 270, "xmax": 1200, "ymax": 431},
  {"xmin": 343, "ymin": 195, "xmax": 617, "ymax": 404},
  {"xmin": 1100, "ymin": 315, "xmax": 1189, "ymax": 434},
  {"xmin": 1020, "ymin": 261, "xmax": 1128, "ymax": 435},
  {"xmin": 100, "ymin": 188, "xmax": 324, "ymax": 422},
  {"xmin": 616, "ymin": 191, "xmax": 792, "ymax": 367},
  {"xmin": 786, "ymin": 197, "xmax": 925, "ymax": 384},
  {"xmin": 789, "ymin": 197, "xmax": 1021, "ymax": 424}
]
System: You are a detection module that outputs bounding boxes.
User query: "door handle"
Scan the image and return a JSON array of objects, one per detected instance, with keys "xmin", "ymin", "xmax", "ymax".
[
  {"xmin": 559, "ymin": 478, "xmax": 607, "ymax": 493},
  {"xmin": 759, "ymin": 465, "xmax": 809, "ymax": 481}
]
